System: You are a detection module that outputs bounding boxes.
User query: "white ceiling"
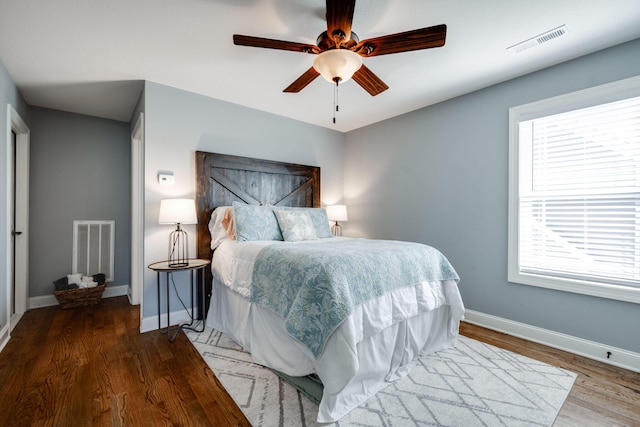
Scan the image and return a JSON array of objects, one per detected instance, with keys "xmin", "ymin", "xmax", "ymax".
[{"xmin": 1, "ymin": 0, "xmax": 639, "ymax": 132}]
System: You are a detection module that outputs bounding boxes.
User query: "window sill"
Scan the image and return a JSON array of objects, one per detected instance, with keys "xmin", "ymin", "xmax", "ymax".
[{"xmin": 508, "ymin": 271, "xmax": 640, "ymax": 304}]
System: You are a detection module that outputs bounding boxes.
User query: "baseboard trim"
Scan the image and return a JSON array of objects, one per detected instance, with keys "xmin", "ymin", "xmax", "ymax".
[
  {"xmin": 29, "ymin": 284, "xmax": 130, "ymax": 309},
  {"xmin": 464, "ymin": 309, "xmax": 640, "ymax": 373},
  {"xmin": 140, "ymin": 309, "xmax": 201, "ymax": 334},
  {"xmin": 103, "ymin": 284, "xmax": 129, "ymax": 299}
]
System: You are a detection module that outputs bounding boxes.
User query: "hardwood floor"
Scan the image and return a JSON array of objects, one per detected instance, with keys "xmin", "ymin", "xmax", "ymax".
[
  {"xmin": 0, "ymin": 297, "xmax": 638, "ymax": 426},
  {"xmin": 460, "ymin": 322, "xmax": 640, "ymax": 427},
  {"xmin": 0, "ymin": 296, "xmax": 250, "ymax": 427}
]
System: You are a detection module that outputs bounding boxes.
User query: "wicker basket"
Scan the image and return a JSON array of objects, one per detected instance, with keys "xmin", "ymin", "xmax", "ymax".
[{"xmin": 53, "ymin": 274, "xmax": 107, "ymax": 309}]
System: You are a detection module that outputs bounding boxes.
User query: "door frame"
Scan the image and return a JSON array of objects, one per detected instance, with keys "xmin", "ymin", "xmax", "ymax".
[
  {"xmin": 130, "ymin": 112, "xmax": 144, "ymax": 312},
  {"xmin": 6, "ymin": 104, "xmax": 29, "ymax": 331}
]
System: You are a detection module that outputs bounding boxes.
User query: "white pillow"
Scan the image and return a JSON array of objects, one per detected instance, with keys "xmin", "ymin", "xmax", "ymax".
[
  {"xmin": 274, "ymin": 209, "xmax": 318, "ymax": 242},
  {"xmin": 208, "ymin": 206, "xmax": 234, "ymax": 250}
]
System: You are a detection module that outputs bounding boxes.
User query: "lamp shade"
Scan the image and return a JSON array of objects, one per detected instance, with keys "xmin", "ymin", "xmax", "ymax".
[
  {"xmin": 326, "ymin": 204, "xmax": 348, "ymax": 222},
  {"xmin": 159, "ymin": 199, "xmax": 197, "ymax": 225},
  {"xmin": 313, "ymin": 49, "xmax": 363, "ymax": 84}
]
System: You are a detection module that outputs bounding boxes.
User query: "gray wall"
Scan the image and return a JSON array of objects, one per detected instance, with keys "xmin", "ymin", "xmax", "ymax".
[
  {"xmin": 344, "ymin": 38, "xmax": 640, "ymax": 353},
  {"xmin": 0, "ymin": 59, "xmax": 29, "ymax": 332},
  {"xmin": 29, "ymin": 107, "xmax": 131, "ymax": 296},
  {"xmin": 141, "ymin": 82, "xmax": 345, "ymax": 321}
]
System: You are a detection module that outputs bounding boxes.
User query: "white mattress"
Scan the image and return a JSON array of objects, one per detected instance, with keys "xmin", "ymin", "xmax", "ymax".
[{"xmin": 206, "ymin": 238, "xmax": 465, "ymax": 422}]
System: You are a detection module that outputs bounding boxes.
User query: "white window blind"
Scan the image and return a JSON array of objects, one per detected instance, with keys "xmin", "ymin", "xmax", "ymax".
[
  {"xmin": 519, "ymin": 97, "xmax": 640, "ymax": 287},
  {"xmin": 509, "ymin": 76, "xmax": 640, "ymax": 304}
]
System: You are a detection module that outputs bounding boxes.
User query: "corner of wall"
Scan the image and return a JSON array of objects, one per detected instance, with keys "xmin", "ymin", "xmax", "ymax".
[{"xmin": 0, "ymin": 323, "xmax": 9, "ymax": 353}]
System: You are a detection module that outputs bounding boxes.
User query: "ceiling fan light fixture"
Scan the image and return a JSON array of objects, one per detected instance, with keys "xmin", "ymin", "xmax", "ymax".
[{"xmin": 313, "ymin": 49, "xmax": 362, "ymax": 84}]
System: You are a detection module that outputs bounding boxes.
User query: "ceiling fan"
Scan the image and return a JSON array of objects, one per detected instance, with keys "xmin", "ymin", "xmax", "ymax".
[{"xmin": 233, "ymin": 0, "xmax": 447, "ymax": 96}]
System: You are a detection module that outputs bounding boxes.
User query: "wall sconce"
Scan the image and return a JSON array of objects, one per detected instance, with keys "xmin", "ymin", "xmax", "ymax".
[
  {"xmin": 326, "ymin": 204, "xmax": 348, "ymax": 236},
  {"xmin": 159, "ymin": 198, "xmax": 197, "ymax": 267}
]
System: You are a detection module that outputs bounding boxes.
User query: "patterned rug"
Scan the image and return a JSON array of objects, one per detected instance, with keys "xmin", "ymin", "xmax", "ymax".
[{"xmin": 186, "ymin": 327, "xmax": 576, "ymax": 426}]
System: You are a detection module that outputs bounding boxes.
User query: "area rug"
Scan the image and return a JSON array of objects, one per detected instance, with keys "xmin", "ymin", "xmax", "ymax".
[{"xmin": 186, "ymin": 327, "xmax": 576, "ymax": 426}]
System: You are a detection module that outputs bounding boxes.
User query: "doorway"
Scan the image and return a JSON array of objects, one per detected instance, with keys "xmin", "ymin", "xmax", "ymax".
[{"xmin": 8, "ymin": 105, "xmax": 29, "ymax": 332}]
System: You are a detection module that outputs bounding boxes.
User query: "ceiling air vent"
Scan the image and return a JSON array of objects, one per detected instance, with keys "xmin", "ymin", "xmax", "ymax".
[{"xmin": 507, "ymin": 25, "xmax": 568, "ymax": 54}]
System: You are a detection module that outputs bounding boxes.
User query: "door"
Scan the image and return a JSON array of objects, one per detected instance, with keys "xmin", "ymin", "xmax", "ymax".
[
  {"xmin": 8, "ymin": 106, "xmax": 29, "ymax": 332},
  {"xmin": 10, "ymin": 130, "xmax": 17, "ymax": 319}
]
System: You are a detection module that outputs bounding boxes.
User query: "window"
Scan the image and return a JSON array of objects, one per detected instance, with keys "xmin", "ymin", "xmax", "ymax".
[{"xmin": 508, "ymin": 76, "xmax": 640, "ymax": 304}]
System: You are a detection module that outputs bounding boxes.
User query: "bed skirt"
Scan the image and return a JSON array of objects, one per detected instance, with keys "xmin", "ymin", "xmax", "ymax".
[{"xmin": 207, "ymin": 278, "xmax": 460, "ymax": 422}]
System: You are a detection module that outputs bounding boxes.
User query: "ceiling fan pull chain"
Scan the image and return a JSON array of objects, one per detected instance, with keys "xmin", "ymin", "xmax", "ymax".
[{"xmin": 333, "ymin": 79, "xmax": 339, "ymax": 124}]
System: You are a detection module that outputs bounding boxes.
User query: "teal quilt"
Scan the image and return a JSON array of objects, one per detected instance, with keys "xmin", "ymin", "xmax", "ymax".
[{"xmin": 250, "ymin": 238, "xmax": 459, "ymax": 358}]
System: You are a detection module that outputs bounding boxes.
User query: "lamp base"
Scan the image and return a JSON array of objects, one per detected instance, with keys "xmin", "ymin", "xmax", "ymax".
[
  {"xmin": 168, "ymin": 261, "xmax": 189, "ymax": 268},
  {"xmin": 168, "ymin": 226, "xmax": 189, "ymax": 267},
  {"xmin": 331, "ymin": 222, "xmax": 342, "ymax": 237}
]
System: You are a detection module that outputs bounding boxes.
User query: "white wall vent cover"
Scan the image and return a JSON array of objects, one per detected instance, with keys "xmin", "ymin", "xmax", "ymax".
[
  {"xmin": 73, "ymin": 220, "xmax": 115, "ymax": 282},
  {"xmin": 507, "ymin": 25, "xmax": 568, "ymax": 54}
]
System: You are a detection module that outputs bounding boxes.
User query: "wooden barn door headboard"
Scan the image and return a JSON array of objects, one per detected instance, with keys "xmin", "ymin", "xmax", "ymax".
[{"xmin": 195, "ymin": 151, "xmax": 321, "ymax": 314}]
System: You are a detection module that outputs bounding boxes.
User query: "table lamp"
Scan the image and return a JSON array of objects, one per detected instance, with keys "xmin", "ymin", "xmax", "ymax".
[{"xmin": 326, "ymin": 204, "xmax": 348, "ymax": 236}]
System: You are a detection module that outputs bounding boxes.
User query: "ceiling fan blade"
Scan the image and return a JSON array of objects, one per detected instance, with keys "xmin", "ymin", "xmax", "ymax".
[
  {"xmin": 355, "ymin": 24, "xmax": 446, "ymax": 57},
  {"xmin": 352, "ymin": 65, "xmax": 389, "ymax": 96},
  {"xmin": 326, "ymin": 0, "xmax": 356, "ymax": 45},
  {"xmin": 283, "ymin": 67, "xmax": 321, "ymax": 93},
  {"xmin": 234, "ymin": 34, "xmax": 319, "ymax": 54}
]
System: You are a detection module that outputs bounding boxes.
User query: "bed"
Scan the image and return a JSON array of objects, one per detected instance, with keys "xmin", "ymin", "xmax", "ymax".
[{"xmin": 195, "ymin": 151, "xmax": 465, "ymax": 423}]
